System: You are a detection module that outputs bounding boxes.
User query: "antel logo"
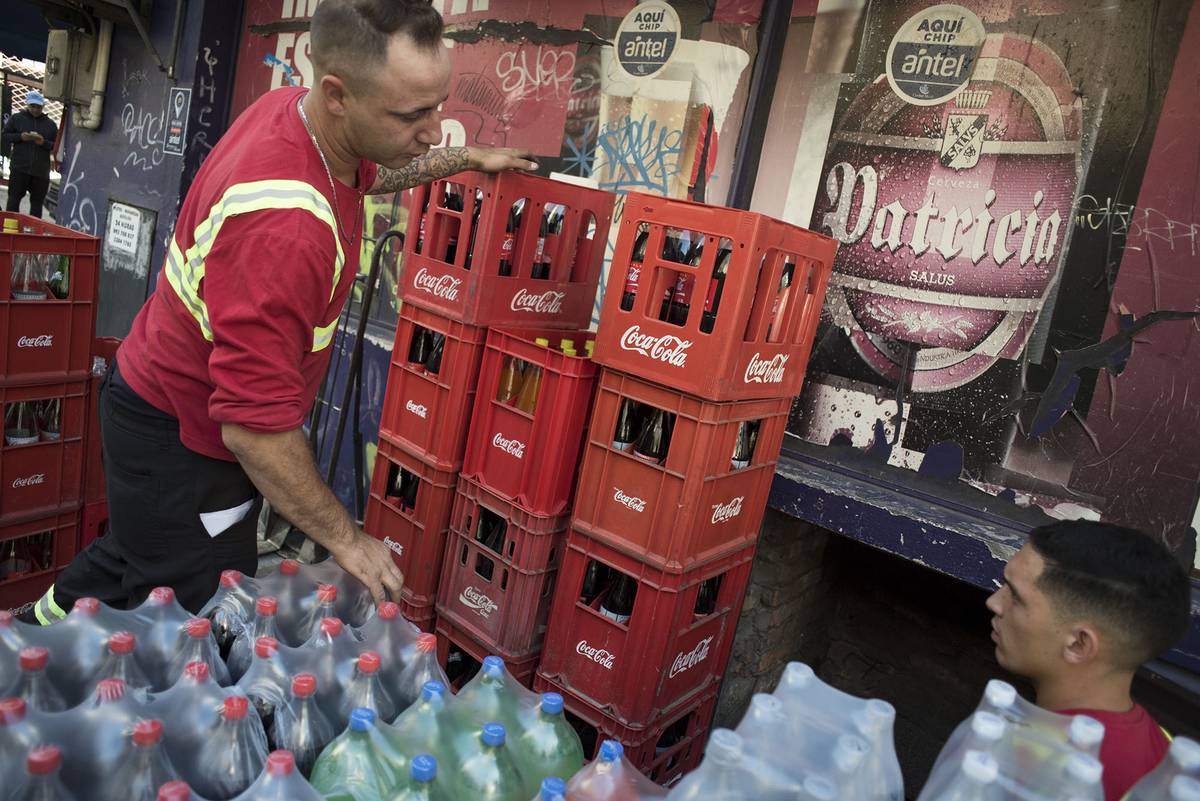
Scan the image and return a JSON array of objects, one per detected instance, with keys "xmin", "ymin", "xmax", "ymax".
[
  {"xmin": 459, "ymin": 586, "xmax": 500, "ymax": 619},
  {"xmin": 668, "ymin": 636, "xmax": 714, "ymax": 679},
  {"xmin": 618, "ymin": 325, "xmax": 691, "ymax": 367},
  {"xmin": 405, "ymin": 400, "xmax": 428, "ymax": 419},
  {"xmin": 382, "ymin": 537, "xmax": 404, "ymax": 558},
  {"xmin": 711, "ymin": 496, "xmax": 745, "ymax": 525},
  {"xmin": 412, "ymin": 267, "xmax": 462, "ymax": 302},
  {"xmin": 16, "ymin": 335, "xmax": 53, "ymax": 348},
  {"xmin": 613, "ymin": 487, "xmax": 646, "ymax": 513},
  {"xmin": 492, "ymin": 432, "xmax": 526, "ymax": 459},
  {"xmin": 576, "ymin": 639, "xmax": 615, "ymax": 670},
  {"xmin": 12, "ymin": 473, "xmax": 45, "ymax": 489},
  {"xmin": 744, "ymin": 352, "xmax": 788, "ymax": 384},
  {"xmin": 511, "ymin": 288, "xmax": 565, "ymax": 315}
]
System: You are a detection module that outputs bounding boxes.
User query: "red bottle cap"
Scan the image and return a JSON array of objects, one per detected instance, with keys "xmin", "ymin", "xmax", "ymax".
[
  {"xmin": 185, "ymin": 618, "xmax": 211, "ymax": 638},
  {"xmin": 133, "ymin": 719, "xmax": 163, "ymax": 746},
  {"xmin": 158, "ymin": 781, "xmax": 193, "ymax": 801},
  {"xmin": 109, "ymin": 631, "xmax": 136, "ymax": 654},
  {"xmin": 358, "ymin": 651, "xmax": 382, "ymax": 674},
  {"xmin": 19, "ymin": 646, "xmax": 48, "ymax": 672},
  {"xmin": 0, "ymin": 697, "xmax": 27, "ymax": 725},
  {"xmin": 95, "ymin": 678, "xmax": 126, "ymax": 702},
  {"xmin": 149, "ymin": 587, "xmax": 175, "ymax": 605},
  {"xmin": 74, "ymin": 597, "xmax": 100, "ymax": 615},
  {"xmin": 254, "ymin": 636, "xmax": 279, "ymax": 658},
  {"xmin": 27, "ymin": 745, "xmax": 61, "ymax": 776},
  {"xmin": 279, "ymin": 559, "xmax": 300, "ymax": 576},
  {"xmin": 256, "ymin": 596, "xmax": 278, "ymax": 617},
  {"xmin": 184, "ymin": 662, "xmax": 209, "ymax": 683},
  {"xmin": 266, "ymin": 750, "xmax": 295, "ymax": 777},
  {"xmin": 416, "ymin": 633, "xmax": 436, "ymax": 653},
  {"xmin": 223, "ymin": 696, "xmax": 249, "ymax": 721},
  {"xmin": 292, "ymin": 673, "xmax": 317, "ymax": 697},
  {"xmin": 377, "ymin": 601, "xmax": 399, "ymax": 620},
  {"xmin": 317, "ymin": 583, "xmax": 337, "ymax": 603},
  {"xmin": 319, "ymin": 617, "xmax": 343, "ymax": 638},
  {"xmin": 219, "ymin": 570, "xmax": 241, "ymax": 589}
]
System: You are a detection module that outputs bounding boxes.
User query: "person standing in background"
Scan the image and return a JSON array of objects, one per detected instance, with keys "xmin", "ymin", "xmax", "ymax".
[{"xmin": 2, "ymin": 91, "xmax": 58, "ymax": 218}]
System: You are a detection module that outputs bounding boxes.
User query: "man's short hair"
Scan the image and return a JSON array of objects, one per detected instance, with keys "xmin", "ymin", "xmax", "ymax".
[
  {"xmin": 310, "ymin": 0, "xmax": 444, "ymax": 90},
  {"xmin": 1029, "ymin": 520, "xmax": 1191, "ymax": 669}
]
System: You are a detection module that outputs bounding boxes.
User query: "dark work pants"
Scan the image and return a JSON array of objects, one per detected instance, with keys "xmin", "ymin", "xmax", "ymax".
[
  {"xmin": 30, "ymin": 360, "xmax": 262, "ymax": 620},
  {"xmin": 5, "ymin": 171, "xmax": 50, "ymax": 218}
]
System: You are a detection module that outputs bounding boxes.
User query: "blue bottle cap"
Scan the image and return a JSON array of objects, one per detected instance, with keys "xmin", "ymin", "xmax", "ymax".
[
  {"xmin": 541, "ymin": 692, "xmax": 564, "ymax": 715},
  {"xmin": 481, "ymin": 722, "xmax": 506, "ymax": 747},
  {"xmin": 540, "ymin": 777, "xmax": 567, "ymax": 800},
  {"xmin": 422, "ymin": 680, "xmax": 446, "ymax": 700},
  {"xmin": 598, "ymin": 740, "xmax": 624, "ymax": 761},
  {"xmin": 349, "ymin": 707, "xmax": 376, "ymax": 731},
  {"xmin": 482, "ymin": 655, "xmax": 505, "ymax": 677},
  {"xmin": 411, "ymin": 754, "xmax": 437, "ymax": 782}
]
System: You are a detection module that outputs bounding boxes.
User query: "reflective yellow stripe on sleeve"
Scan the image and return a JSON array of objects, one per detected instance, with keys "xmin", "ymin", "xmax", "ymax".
[{"xmin": 162, "ymin": 179, "xmax": 347, "ymax": 351}]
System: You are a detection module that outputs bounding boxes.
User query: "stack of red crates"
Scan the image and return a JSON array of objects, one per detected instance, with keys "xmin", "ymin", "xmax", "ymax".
[
  {"xmin": 363, "ymin": 172, "xmax": 614, "ymax": 641},
  {"xmin": 0, "ymin": 213, "xmax": 100, "ymax": 613},
  {"xmin": 534, "ymin": 192, "xmax": 836, "ymax": 784}
]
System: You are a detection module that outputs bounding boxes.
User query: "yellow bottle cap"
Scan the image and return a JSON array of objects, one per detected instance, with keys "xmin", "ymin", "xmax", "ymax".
[
  {"xmin": 2, "ymin": 219, "xmax": 18, "ymax": 232},
  {"xmin": 535, "ymin": 337, "xmax": 550, "ymax": 347},
  {"xmin": 560, "ymin": 338, "xmax": 574, "ymax": 351}
]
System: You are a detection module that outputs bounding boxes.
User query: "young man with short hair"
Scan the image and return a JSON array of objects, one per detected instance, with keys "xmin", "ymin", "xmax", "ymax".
[{"xmin": 987, "ymin": 520, "xmax": 1192, "ymax": 801}]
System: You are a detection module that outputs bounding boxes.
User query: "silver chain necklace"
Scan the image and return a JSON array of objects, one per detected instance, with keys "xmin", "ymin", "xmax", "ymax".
[{"xmin": 297, "ymin": 94, "xmax": 362, "ymax": 244}]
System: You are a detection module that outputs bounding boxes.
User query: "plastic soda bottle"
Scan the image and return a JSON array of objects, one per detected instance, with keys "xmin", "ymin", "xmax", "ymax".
[
  {"xmin": 18, "ymin": 745, "xmax": 80, "ymax": 801},
  {"xmin": 355, "ymin": 601, "xmax": 419, "ymax": 688},
  {"xmin": 395, "ymin": 634, "xmax": 450, "ymax": 710},
  {"xmin": 237, "ymin": 636, "xmax": 291, "ymax": 728},
  {"xmin": 7, "ymin": 646, "xmax": 67, "ymax": 711},
  {"xmin": 310, "ymin": 707, "xmax": 404, "ymax": 801},
  {"xmin": 112, "ymin": 719, "xmax": 180, "ymax": 801},
  {"xmin": 93, "ymin": 630, "xmax": 153, "ymax": 693},
  {"xmin": 188, "ymin": 695, "xmax": 269, "ymax": 800},
  {"xmin": 389, "ymin": 754, "xmax": 449, "ymax": 801},
  {"xmin": 565, "ymin": 739, "xmax": 667, "ymax": 801},
  {"xmin": 0, "ymin": 697, "xmax": 38, "ymax": 780},
  {"xmin": 234, "ymin": 750, "xmax": 324, "ymax": 801},
  {"xmin": 228, "ymin": 596, "xmax": 281, "ymax": 681},
  {"xmin": 339, "ymin": 651, "xmax": 399, "ymax": 726},
  {"xmin": 539, "ymin": 777, "xmax": 568, "ymax": 801},
  {"xmin": 513, "ymin": 693, "xmax": 585, "ymax": 799},
  {"xmin": 453, "ymin": 722, "xmax": 527, "ymax": 801},
  {"xmin": 386, "ymin": 680, "xmax": 451, "ymax": 765},
  {"xmin": 270, "ymin": 673, "xmax": 337, "ymax": 777}
]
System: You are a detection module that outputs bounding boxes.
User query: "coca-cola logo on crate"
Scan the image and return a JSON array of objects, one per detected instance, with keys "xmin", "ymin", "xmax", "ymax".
[
  {"xmin": 16, "ymin": 335, "xmax": 54, "ymax": 348},
  {"xmin": 492, "ymin": 433, "xmax": 526, "ymax": 459},
  {"xmin": 412, "ymin": 267, "xmax": 462, "ymax": 302},
  {"xmin": 575, "ymin": 639, "xmax": 615, "ymax": 670},
  {"xmin": 405, "ymin": 400, "xmax": 428, "ymax": 419},
  {"xmin": 744, "ymin": 353, "xmax": 789, "ymax": 384},
  {"xmin": 459, "ymin": 586, "xmax": 500, "ymax": 618},
  {"xmin": 711, "ymin": 496, "xmax": 745, "ymax": 525},
  {"xmin": 618, "ymin": 326, "xmax": 691, "ymax": 367},
  {"xmin": 510, "ymin": 288, "xmax": 565, "ymax": 314},
  {"xmin": 613, "ymin": 487, "xmax": 647, "ymax": 513},
  {"xmin": 12, "ymin": 473, "xmax": 46, "ymax": 489},
  {"xmin": 668, "ymin": 635, "xmax": 714, "ymax": 679},
  {"xmin": 382, "ymin": 537, "xmax": 404, "ymax": 558}
]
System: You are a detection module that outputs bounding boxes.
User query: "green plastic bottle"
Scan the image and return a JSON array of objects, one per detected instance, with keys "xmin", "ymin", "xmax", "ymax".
[
  {"xmin": 309, "ymin": 707, "xmax": 405, "ymax": 801},
  {"xmin": 448, "ymin": 656, "xmax": 529, "ymax": 764},
  {"xmin": 386, "ymin": 754, "xmax": 449, "ymax": 801},
  {"xmin": 452, "ymin": 722, "xmax": 527, "ymax": 801},
  {"xmin": 512, "ymin": 693, "xmax": 585, "ymax": 800},
  {"xmin": 384, "ymin": 680, "xmax": 451, "ymax": 766}
]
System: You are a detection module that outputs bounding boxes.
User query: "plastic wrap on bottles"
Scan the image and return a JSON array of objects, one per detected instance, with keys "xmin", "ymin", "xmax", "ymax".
[
  {"xmin": 354, "ymin": 601, "xmax": 419, "ymax": 687},
  {"xmin": 9, "ymin": 744, "xmax": 80, "ymax": 801},
  {"xmin": 300, "ymin": 558, "xmax": 375, "ymax": 628},
  {"xmin": 925, "ymin": 750, "xmax": 1001, "ymax": 801},
  {"xmin": 309, "ymin": 707, "xmax": 405, "ymax": 801},
  {"xmin": 666, "ymin": 729, "xmax": 820, "ymax": 801},
  {"xmin": 0, "ymin": 697, "xmax": 39, "ymax": 780},
  {"xmin": 229, "ymin": 750, "xmax": 324, "ymax": 801},
  {"xmin": 511, "ymin": 692, "xmax": 585, "ymax": 800},
  {"xmin": 338, "ymin": 651, "xmax": 399, "ymax": 726},
  {"xmin": 0, "ymin": 610, "xmax": 23, "ymax": 686},
  {"xmin": 1126, "ymin": 738, "xmax": 1200, "ymax": 801},
  {"xmin": 187, "ymin": 695, "xmax": 270, "ymax": 801},
  {"xmin": 292, "ymin": 616, "xmax": 358, "ymax": 722},
  {"xmin": 387, "ymin": 753, "xmax": 451, "ymax": 801},
  {"xmin": 236, "ymin": 636, "xmax": 292, "ymax": 730},
  {"xmin": 156, "ymin": 780, "xmax": 205, "ymax": 801},
  {"xmin": 129, "ymin": 588, "xmax": 196, "ymax": 686},
  {"xmin": 228, "ymin": 597, "xmax": 281, "ymax": 682},
  {"xmin": 90, "ymin": 630, "xmax": 154, "ymax": 695},
  {"xmin": 384, "ymin": 679, "xmax": 453, "ymax": 766},
  {"xmin": 11, "ymin": 597, "xmax": 120, "ymax": 705},
  {"xmin": 919, "ymin": 679, "xmax": 1104, "ymax": 801},
  {"xmin": 269, "ymin": 673, "xmax": 337, "ymax": 777},
  {"xmin": 107, "ymin": 719, "xmax": 181, "ymax": 801},
  {"xmin": 57, "ymin": 678, "xmax": 150, "ymax": 797},
  {"xmin": 2, "ymin": 645, "xmax": 68, "ymax": 711},
  {"xmin": 199, "ymin": 570, "xmax": 263, "ymax": 651},
  {"xmin": 452, "ymin": 655, "xmax": 540, "ymax": 735},
  {"xmin": 565, "ymin": 740, "xmax": 667, "ymax": 801},
  {"xmin": 167, "ymin": 617, "xmax": 231, "ymax": 689},
  {"xmin": 395, "ymin": 633, "xmax": 451, "ymax": 711},
  {"xmin": 451, "ymin": 722, "xmax": 527, "ymax": 801}
]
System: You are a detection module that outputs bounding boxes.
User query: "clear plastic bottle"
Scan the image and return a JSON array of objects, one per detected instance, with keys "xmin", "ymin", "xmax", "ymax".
[
  {"xmin": 355, "ymin": 601, "xmax": 419, "ymax": 690},
  {"xmin": 851, "ymin": 699, "xmax": 905, "ymax": 801},
  {"xmin": 1061, "ymin": 752, "xmax": 1104, "ymax": 801},
  {"xmin": 229, "ymin": 597, "xmax": 281, "ymax": 682},
  {"xmin": 395, "ymin": 634, "xmax": 450, "ymax": 710},
  {"xmin": 733, "ymin": 694, "xmax": 793, "ymax": 775},
  {"xmin": 237, "ymin": 636, "xmax": 291, "ymax": 728},
  {"xmin": 270, "ymin": 673, "xmax": 337, "ymax": 777},
  {"xmin": 232, "ymin": 750, "xmax": 324, "ymax": 801},
  {"xmin": 0, "ymin": 697, "xmax": 37, "ymax": 780},
  {"xmin": 200, "ymin": 569, "xmax": 261, "ymax": 650},
  {"xmin": 932, "ymin": 750, "xmax": 1001, "ymax": 801},
  {"xmin": 132, "ymin": 587, "xmax": 194, "ymax": 685},
  {"xmin": 666, "ymin": 729, "xmax": 792, "ymax": 801},
  {"xmin": 452, "ymin": 722, "xmax": 527, "ymax": 801},
  {"xmin": 168, "ymin": 617, "xmax": 231, "ymax": 689},
  {"xmin": 385, "ymin": 680, "xmax": 451, "ymax": 765},
  {"xmin": 157, "ymin": 780, "xmax": 201, "ymax": 801},
  {"xmin": 6, "ymin": 645, "xmax": 67, "ymax": 711},
  {"xmin": 16, "ymin": 745, "xmax": 79, "ymax": 801},
  {"xmin": 92, "ymin": 630, "xmax": 153, "ymax": 693},
  {"xmin": 264, "ymin": 558, "xmax": 310, "ymax": 645},
  {"xmin": 300, "ymin": 616, "xmax": 357, "ymax": 721},
  {"xmin": 310, "ymin": 707, "xmax": 405, "ymax": 801},
  {"xmin": 339, "ymin": 651, "xmax": 399, "ymax": 726},
  {"xmin": 188, "ymin": 695, "xmax": 270, "ymax": 801},
  {"xmin": 303, "ymin": 584, "xmax": 339, "ymax": 642},
  {"xmin": 110, "ymin": 719, "xmax": 180, "ymax": 801},
  {"xmin": 512, "ymin": 693, "xmax": 585, "ymax": 800},
  {"xmin": 1126, "ymin": 737, "xmax": 1200, "ymax": 801},
  {"xmin": 1171, "ymin": 777, "xmax": 1200, "ymax": 801},
  {"xmin": 565, "ymin": 740, "xmax": 667, "ymax": 801}
]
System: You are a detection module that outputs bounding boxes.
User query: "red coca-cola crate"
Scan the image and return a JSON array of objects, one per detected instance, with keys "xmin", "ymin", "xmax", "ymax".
[
  {"xmin": 462, "ymin": 327, "xmax": 598, "ymax": 516},
  {"xmin": 592, "ymin": 192, "xmax": 835, "ymax": 402},
  {"xmin": 434, "ymin": 613, "xmax": 539, "ymax": 690},
  {"xmin": 1, "ymin": 381, "xmax": 87, "ymax": 524},
  {"xmin": 80, "ymin": 499, "xmax": 108, "ymax": 551},
  {"xmin": 537, "ymin": 532, "xmax": 754, "ymax": 726},
  {"xmin": 1, "ymin": 213, "xmax": 99, "ymax": 385},
  {"xmin": 399, "ymin": 597, "xmax": 437, "ymax": 634},
  {"xmin": 84, "ymin": 337, "xmax": 121, "ymax": 505},
  {"xmin": 363, "ymin": 439, "xmax": 457, "ymax": 608},
  {"xmin": 0, "ymin": 506, "xmax": 80, "ymax": 613},
  {"xmin": 436, "ymin": 478, "xmax": 569, "ymax": 658},
  {"xmin": 573, "ymin": 369, "xmax": 787, "ymax": 573},
  {"xmin": 378, "ymin": 304, "xmax": 487, "ymax": 471},
  {"xmin": 399, "ymin": 171, "xmax": 615, "ymax": 329},
  {"xmin": 534, "ymin": 673, "xmax": 715, "ymax": 786}
]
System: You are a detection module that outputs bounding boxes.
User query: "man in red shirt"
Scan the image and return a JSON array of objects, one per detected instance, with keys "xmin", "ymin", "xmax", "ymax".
[
  {"xmin": 987, "ymin": 521, "xmax": 1192, "ymax": 800},
  {"xmin": 27, "ymin": 0, "xmax": 536, "ymax": 619}
]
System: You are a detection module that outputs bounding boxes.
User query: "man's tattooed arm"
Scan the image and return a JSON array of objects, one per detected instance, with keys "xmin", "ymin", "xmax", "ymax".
[{"xmin": 369, "ymin": 147, "xmax": 472, "ymax": 194}]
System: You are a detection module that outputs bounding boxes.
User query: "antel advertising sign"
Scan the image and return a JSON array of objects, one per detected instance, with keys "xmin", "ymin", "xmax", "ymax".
[{"xmin": 615, "ymin": 2, "xmax": 681, "ymax": 78}]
